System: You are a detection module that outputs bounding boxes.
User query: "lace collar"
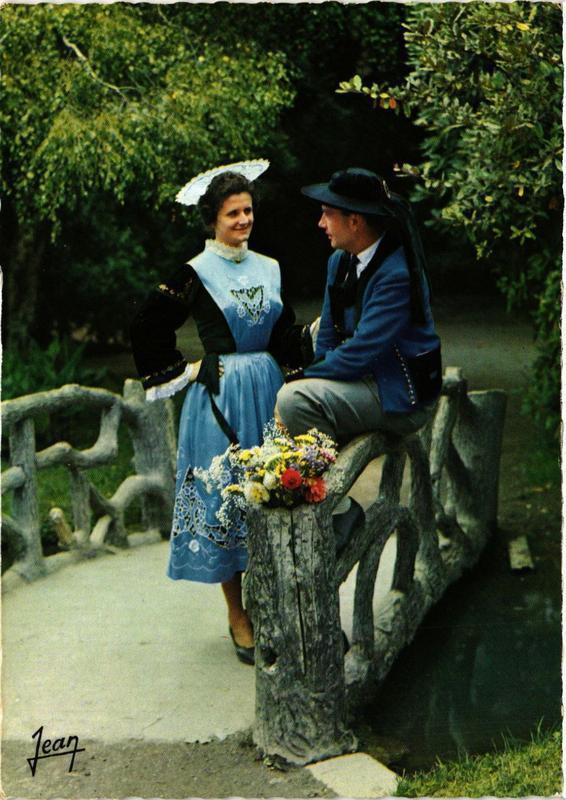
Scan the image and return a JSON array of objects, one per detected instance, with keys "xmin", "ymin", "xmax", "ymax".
[{"xmin": 205, "ymin": 239, "xmax": 249, "ymax": 263}]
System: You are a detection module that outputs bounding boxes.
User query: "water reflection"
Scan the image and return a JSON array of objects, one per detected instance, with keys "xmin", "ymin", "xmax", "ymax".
[{"xmin": 358, "ymin": 536, "xmax": 561, "ymax": 770}]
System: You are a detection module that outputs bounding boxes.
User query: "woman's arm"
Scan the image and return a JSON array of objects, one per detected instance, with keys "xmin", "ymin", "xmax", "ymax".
[{"xmin": 130, "ymin": 264, "xmax": 200, "ymax": 399}]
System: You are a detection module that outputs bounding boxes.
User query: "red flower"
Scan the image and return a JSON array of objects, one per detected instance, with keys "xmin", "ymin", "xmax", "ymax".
[
  {"xmin": 281, "ymin": 468, "xmax": 303, "ymax": 490},
  {"xmin": 304, "ymin": 477, "xmax": 327, "ymax": 503}
]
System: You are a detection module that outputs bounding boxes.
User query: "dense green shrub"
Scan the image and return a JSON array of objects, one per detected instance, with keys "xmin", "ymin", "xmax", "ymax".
[
  {"xmin": 340, "ymin": 3, "xmax": 562, "ymax": 434},
  {"xmin": 44, "ymin": 202, "xmax": 163, "ymax": 344},
  {"xmin": 2, "ymin": 335, "xmax": 104, "ymax": 400}
]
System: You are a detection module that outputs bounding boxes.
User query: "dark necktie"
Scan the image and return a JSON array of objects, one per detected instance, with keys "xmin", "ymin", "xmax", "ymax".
[
  {"xmin": 344, "ymin": 254, "xmax": 359, "ymax": 286},
  {"xmin": 341, "ymin": 254, "xmax": 359, "ymax": 304}
]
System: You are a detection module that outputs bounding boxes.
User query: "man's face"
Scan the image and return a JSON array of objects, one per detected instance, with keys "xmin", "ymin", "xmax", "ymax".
[{"xmin": 318, "ymin": 205, "xmax": 355, "ymax": 251}]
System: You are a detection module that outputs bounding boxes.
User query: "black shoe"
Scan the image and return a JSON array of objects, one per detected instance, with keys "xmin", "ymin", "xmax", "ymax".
[
  {"xmin": 333, "ymin": 498, "xmax": 365, "ymax": 554},
  {"xmin": 229, "ymin": 627, "xmax": 255, "ymax": 666}
]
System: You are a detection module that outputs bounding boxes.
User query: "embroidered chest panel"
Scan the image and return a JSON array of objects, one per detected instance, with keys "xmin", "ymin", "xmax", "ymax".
[
  {"xmin": 229, "ymin": 285, "xmax": 271, "ymax": 326},
  {"xmin": 190, "ymin": 249, "xmax": 282, "ymax": 349}
]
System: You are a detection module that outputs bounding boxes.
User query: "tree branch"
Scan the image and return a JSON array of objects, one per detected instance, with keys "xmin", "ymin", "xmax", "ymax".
[{"xmin": 61, "ymin": 35, "xmax": 129, "ymax": 103}]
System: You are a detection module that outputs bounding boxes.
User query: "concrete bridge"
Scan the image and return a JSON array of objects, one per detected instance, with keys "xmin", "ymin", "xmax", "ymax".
[{"xmin": 2, "ymin": 298, "xmax": 531, "ymax": 796}]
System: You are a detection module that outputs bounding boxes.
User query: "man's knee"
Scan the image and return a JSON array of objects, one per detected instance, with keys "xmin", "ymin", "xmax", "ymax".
[
  {"xmin": 276, "ymin": 379, "xmax": 336, "ymax": 439},
  {"xmin": 275, "ymin": 382, "xmax": 302, "ymax": 427}
]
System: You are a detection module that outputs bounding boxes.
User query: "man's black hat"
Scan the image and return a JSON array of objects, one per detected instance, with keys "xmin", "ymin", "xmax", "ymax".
[
  {"xmin": 301, "ymin": 168, "xmax": 393, "ymax": 216},
  {"xmin": 301, "ymin": 167, "xmax": 433, "ymax": 325}
]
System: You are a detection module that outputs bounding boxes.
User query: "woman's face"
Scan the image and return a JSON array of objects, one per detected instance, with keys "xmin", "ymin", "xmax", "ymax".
[{"xmin": 214, "ymin": 192, "xmax": 254, "ymax": 248}]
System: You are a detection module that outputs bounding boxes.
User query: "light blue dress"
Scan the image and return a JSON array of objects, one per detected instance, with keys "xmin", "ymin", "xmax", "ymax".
[{"xmin": 168, "ymin": 246, "xmax": 284, "ymax": 583}]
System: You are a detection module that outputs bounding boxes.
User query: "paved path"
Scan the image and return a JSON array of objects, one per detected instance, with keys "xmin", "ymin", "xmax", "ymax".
[{"xmin": 2, "ymin": 538, "xmax": 395, "ymax": 745}]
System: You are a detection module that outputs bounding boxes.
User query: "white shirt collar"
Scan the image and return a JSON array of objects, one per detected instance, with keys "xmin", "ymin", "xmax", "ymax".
[{"xmin": 354, "ymin": 235, "xmax": 384, "ymax": 277}]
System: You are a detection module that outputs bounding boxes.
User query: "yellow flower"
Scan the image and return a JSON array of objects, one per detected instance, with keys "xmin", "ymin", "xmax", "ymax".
[
  {"xmin": 265, "ymin": 454, "xmax": 282, "ymax": 470},
  {"xmin": 244, "ymin": 482, "xmax": 270, "ymax": 505},
  {"xmin": 238, "ymin": 450, "xmax": 254, "ymax": 463},
  {"xmin": 220, "ymin": 483, "xmax": 244, "ymax": 500},
  {"xmin": 295, "ymin": 434, "xmax": 315, "ymax": 444}
]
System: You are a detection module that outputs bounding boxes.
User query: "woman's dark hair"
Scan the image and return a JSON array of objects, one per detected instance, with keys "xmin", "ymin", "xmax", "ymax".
[{"xmin": 197, "ymin": 171, "xmax": 257, "ymax": 230}]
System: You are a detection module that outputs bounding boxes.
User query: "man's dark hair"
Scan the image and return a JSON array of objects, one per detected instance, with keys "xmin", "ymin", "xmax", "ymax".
[
  {"xmin": 339, "ymin": 208, "xmax": 388, "ymax": 236},
  {"xmin": 198, "ymin": 172, "xmax": 257, "ymax": 230}
]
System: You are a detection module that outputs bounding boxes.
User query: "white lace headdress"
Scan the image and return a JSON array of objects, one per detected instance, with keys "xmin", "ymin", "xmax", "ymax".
[{"xmin": 175, "ymin": 160, "xmax": 270, "ymax": 206}]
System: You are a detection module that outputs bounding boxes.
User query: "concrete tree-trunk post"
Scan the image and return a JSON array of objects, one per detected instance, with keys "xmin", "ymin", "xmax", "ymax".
[
  {"xmin": 122, "ymin": 379, "xmax": 176, "ymax": 537},
  {"xmin": 446, "ymin": 390, "xmax": 507, "ymax": 537},
  {"xmin": 9, "ymin": 417, "xmax": 45, "ymax": 580},
  {"xmin": 69, "ymin": 467, "xmax": 91, "ymax": 544},
  {"xmin": 245, "ymin": 503, "xmax": 357, "ymax": 766}
]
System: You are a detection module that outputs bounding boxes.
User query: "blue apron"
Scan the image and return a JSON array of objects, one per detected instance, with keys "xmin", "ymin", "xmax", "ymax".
[{"xmin": 168, "ymin": 248, "xmax": 284, "ymax": 584}]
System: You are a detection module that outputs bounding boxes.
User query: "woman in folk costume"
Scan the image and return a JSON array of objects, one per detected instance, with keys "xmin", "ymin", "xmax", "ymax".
[{"xmin": 131, "ymin": 161, "xmax": 310, "ymax": 665}]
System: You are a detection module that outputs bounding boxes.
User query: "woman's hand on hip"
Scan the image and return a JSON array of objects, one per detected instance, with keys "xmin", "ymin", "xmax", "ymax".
[{"xmin": 188, "ymin": 360, "xmax": 202, "ymax": 382}]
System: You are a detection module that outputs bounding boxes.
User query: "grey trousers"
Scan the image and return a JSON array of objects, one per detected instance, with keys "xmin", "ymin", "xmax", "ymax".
[{"xmin": 276, "ymin": 376, "xmax": 434, "ymax": 445}]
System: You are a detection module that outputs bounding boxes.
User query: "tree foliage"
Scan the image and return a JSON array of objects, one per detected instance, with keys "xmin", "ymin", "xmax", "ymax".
[
  {"xmin": 340, "ymin": 2, "xmax": 562, "ymax": 433},
  {"xmin": 2, "ymin": 5, "xmax": 293, "ymax": 222},
  {"xmin": 2, "ymin": 3, "xmax": 410, "ymax": 351},
  {"xmin": 1, "ymin": 4, "xmax": 294, "ymax": 345}
]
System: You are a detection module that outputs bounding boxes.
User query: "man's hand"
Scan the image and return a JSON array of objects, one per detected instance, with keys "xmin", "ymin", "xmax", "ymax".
[{"xmin": 273, "ymin": 404, "xmax": 289, "ymax": 433}]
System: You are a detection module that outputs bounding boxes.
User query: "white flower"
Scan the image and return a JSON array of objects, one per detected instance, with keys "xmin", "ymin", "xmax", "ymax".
[
  {"xmin": 263, "ymin": 471, "xmax": 278, "ymax": 490},
  {"xmin": 244, "ymin": 482, "xmax": 270, "ymax": 505},
  {"xmin": 188, "ymin": 539, "xmax": 200, "ymax": 553},
  {"xmin": 195, "ymin": 452, "xmax": 232, "ymax": 493}
]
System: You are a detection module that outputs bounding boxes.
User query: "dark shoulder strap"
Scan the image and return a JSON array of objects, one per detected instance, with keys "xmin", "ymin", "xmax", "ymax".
[
  {"xmin": 328, "ymin": 250, "xmax": 353, "ymax": 339},
  {"xmin": 354, "ymin": 231, "xmax": 401, "ymax": 323}
]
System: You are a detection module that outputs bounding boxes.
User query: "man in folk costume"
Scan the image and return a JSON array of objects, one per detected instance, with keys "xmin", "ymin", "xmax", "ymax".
[{"xmin": 276, "ymin": 168, "xmax": 442, "ymax": 547}]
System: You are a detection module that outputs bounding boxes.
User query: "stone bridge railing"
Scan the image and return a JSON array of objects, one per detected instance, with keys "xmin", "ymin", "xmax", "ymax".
[
  {"xmin": 1, "ymin": 380, "xmax": 176, "ymax": 591},
  {"xmin": 244, "ymin": 367, "xmax": 506, "ymax": 765},
  {"xmin": 1, "ymin": 370, "xmax": 506, "ymax": 769}
]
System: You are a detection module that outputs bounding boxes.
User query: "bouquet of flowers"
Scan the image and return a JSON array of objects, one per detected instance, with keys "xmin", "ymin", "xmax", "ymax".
[{"xmin": 195, "ymin": 422, "xmax": 337, "ymax": 526}]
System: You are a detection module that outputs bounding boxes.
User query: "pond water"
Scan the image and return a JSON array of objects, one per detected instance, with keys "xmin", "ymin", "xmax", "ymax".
[{"xmin": 356, "ymin": 525, "xmax": 561, "ymax": 771}]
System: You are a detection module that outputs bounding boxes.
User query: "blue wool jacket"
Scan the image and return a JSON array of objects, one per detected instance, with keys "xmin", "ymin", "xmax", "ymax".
[{"xmin": 304, "ymin": 241, "xmax": 441, "ymax": 413}]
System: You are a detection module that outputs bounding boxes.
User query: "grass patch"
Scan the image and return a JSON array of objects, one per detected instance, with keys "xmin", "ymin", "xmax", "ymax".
[{"xmin": 397, "ymin": 727, "xmax": 562, "ymax": 797}]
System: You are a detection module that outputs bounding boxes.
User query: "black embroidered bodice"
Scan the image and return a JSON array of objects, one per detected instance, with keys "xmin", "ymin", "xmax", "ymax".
[{"xmin": 130, "ymin": 263, "xmax": 311, "ymax": 390}]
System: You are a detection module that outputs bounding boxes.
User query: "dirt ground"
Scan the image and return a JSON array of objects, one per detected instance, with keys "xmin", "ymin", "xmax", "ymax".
[
  {"xmin": 2, "ymin": 295, "xmax": 560, "ymax": 799},
  {"xmin": 2, "ymin": 733, "xmax": 336, "ymax": 799}
]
